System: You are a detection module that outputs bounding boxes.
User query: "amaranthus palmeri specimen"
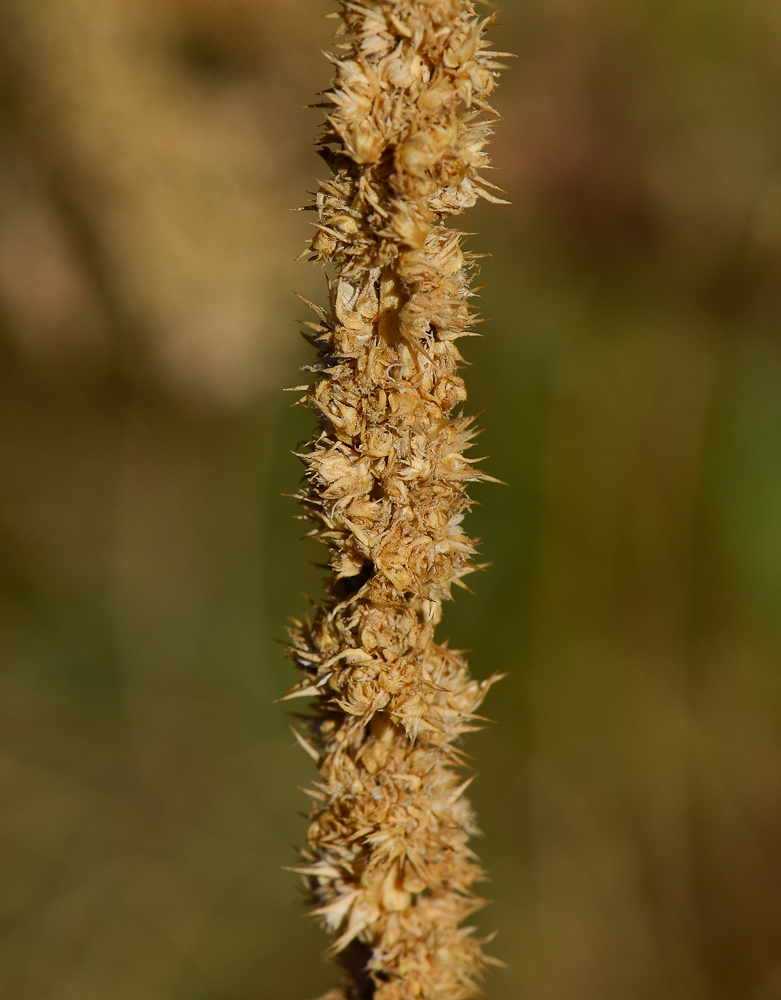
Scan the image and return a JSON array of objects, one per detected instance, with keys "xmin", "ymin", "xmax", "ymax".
[{"xmin": 285, "ymin": 2, "xmax": 505, "ymax": 998}]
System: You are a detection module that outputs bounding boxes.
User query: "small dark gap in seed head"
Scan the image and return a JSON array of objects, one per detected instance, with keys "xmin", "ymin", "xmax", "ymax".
[
  {"xmin": 339, "ymin": 942, "xmax": 376, "ymax": 1000},
  {"xmin": 332, "ymin": 560, "xmax": 375, "ymax": 601}
]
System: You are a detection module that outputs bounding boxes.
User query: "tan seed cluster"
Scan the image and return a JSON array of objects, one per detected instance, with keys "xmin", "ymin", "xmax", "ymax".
[{"xmin": 286, "ymin": 2, "xmax": 505, "ymax": 998}]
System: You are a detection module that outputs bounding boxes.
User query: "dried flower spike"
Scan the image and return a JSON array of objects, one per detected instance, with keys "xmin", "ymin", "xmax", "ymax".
[{"xmin": 286, "ymin": 2, "xmax": 506, "ymax": 998}]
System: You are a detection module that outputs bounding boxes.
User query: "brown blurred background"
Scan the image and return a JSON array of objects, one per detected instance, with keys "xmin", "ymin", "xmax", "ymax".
[{"xmin": 1, "ymin": 1, "xmax": 781, "ymax": 998}]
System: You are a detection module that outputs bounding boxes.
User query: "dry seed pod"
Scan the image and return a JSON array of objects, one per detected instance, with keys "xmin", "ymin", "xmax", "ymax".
[{"xmin": 285, "ymin": 2, "xmax": 506, "ymax": 998}]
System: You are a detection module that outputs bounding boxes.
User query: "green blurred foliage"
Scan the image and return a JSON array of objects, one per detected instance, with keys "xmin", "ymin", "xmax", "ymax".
[{"xmin": 1, "ymin": 1, "xmax": 780, "ymax": 998}]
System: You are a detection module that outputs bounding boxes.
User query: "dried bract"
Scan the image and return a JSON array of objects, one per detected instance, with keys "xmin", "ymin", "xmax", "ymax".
[{"xmin": 287, "ymin": 2, "xmax": 505, "ymax": 998}]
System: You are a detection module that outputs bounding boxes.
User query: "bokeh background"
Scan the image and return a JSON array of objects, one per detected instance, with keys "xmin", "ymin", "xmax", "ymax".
[{"xmin": 2, "ymin": 1, "xmax": 781, "ymax": 997}]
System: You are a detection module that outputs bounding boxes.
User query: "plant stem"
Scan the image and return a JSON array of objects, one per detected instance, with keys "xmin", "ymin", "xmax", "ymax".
[{"xmin": 286, "ymin": 3, "xmax": 505, "ymax": 997}]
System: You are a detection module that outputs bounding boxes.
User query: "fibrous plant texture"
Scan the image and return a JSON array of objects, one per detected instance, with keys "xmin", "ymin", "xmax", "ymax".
[{"xmin": 285, "ymin": 2, "xmax": 505, "ymax": 998}]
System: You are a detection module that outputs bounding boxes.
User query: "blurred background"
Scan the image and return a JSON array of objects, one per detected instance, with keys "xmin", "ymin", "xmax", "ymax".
[{"xmin": 1, "ymin": 0, "xmax": 780, "ymax": 997}]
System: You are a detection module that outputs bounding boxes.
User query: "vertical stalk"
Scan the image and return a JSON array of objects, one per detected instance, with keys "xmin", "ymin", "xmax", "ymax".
[{"xmin": 285, "ymin": 3, "xmax": 505, "ymax": 997}]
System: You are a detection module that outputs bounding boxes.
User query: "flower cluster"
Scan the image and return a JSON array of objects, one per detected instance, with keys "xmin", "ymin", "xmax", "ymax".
[{"xmin": 286, "ymin": 2, "xmax": 505, "ymax": 997}]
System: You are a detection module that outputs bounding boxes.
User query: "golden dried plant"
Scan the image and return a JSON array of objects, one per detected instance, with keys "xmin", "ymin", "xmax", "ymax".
[{"xmin": 284, "ymin": 2, "xmax": 506, "ymax": 997}]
